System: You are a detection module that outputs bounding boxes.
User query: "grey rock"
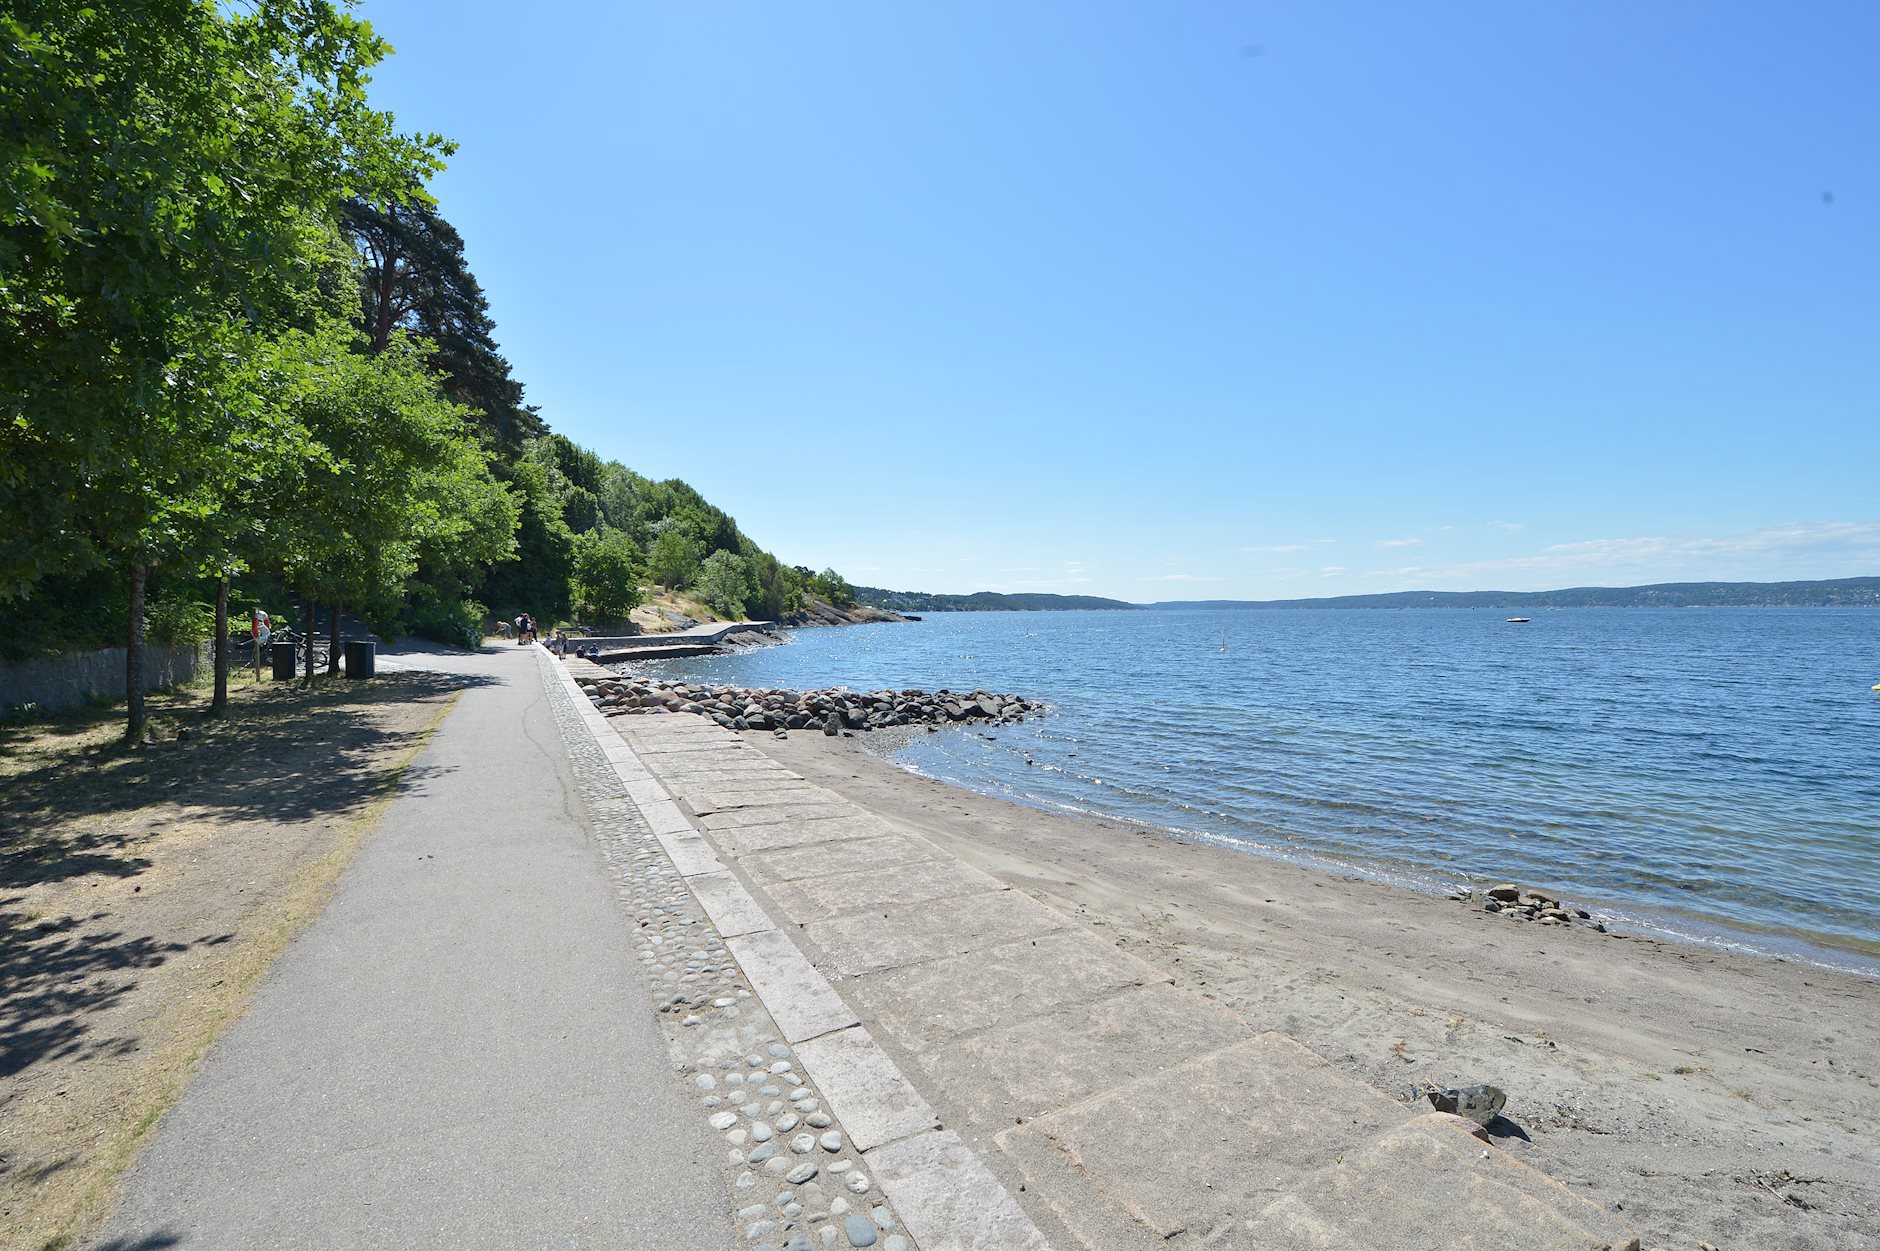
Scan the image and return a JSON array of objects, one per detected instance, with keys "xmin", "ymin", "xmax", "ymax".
[
  {"xmin": 787, "ymin": 1162, "xmax": 819, "ymax": 1184},
  {"xmin": 819, "ymin": 1130, "xmax": 844, "ymax": 1152},
  {"xmin": 843, "ymin": 1212, "xmax": 878, "ymax": 1247},
  {"xmin": 1427, "ymin": 1083, "xmax": 1508, "ymax": 1126}
]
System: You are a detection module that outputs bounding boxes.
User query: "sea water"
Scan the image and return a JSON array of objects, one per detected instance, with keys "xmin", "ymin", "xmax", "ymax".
[{"xmin": 637, "ymin": 608, "xmax": 1880, "ymax": 974}]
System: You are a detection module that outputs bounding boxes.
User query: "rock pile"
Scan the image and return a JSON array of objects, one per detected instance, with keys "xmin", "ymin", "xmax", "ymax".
[
  {"xmin": 577, "ymin": 676, "xmax": 1041, "ymax": 734},
  {"xmin": 1457, "ymin": 883, "xmax": 1609, "ymax": 932}
]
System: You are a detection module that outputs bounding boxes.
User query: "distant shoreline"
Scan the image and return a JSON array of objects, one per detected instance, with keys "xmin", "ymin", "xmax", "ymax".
[{"xmin": 857, "ymin": 575, "xmax": 1880, "ymax": 613}]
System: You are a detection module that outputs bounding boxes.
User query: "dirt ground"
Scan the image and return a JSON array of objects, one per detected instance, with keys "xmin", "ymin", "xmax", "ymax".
[
  {"xmin": 0, "ymin": 668, "xmax": 459, "ymax": 1251},
  {"xmin": 754, "ymin": 728, "xmax": 1880, "ymax": 1251}
]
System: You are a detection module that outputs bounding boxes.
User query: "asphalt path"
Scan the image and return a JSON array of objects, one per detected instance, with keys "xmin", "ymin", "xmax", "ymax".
[{"xmin": 94, "ymin": 644, "xmax": 737, "ymax": 1251}]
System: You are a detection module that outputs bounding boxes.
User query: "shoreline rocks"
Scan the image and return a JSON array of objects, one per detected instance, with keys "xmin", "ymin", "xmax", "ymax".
[
  {"xmin": 577, "ymin": 675, "xmax": 1041, "ymax": 734},
  {"xmin": 1454, "ymin": 882, "xmax": 1610, "ymax": 934}
]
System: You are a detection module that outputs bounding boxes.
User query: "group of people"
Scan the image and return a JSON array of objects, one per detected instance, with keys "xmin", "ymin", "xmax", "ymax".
[
  {"xmin": 497, "ymin": 613, "xmax": 603, "ymax": 661},
  {"xmin": 554, "ymin": 631, "xmax": 605, "ymax": 661}
]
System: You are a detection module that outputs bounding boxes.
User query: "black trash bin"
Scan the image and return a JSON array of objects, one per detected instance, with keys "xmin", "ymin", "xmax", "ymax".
[
  {"xmin": 270, "ymin": 640, "xmax": 297, "ymax": 679},
  {"xmin": 344, "ymin": 639, "xmax": 376, "ymax": 679}
]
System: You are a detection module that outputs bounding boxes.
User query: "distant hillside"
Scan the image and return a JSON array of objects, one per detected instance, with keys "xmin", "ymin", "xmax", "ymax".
[
  {"xmin": 852, "ymin": 587, "xmax": 1139, "ymax": 613},
  {"xmin": 1151, "ymin": 577, "xmax": 1880, "ymax": 610}
]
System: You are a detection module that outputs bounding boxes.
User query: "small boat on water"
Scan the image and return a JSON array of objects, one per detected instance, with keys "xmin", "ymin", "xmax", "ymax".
[{"xmin": 1506, "ymin": 617, "xmax": 1532, "ymax": 623}]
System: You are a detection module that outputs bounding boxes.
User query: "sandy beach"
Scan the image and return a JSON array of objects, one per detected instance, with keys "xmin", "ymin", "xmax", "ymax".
[{"xmin": 747, "ymin": 726, "xmax": 1879, "ymax": 1251}]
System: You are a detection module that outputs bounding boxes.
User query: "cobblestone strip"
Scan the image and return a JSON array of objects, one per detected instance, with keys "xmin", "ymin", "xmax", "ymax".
[{"xmin": 535, "ymin": 651, "xmax": 917, "ymax": 1251}]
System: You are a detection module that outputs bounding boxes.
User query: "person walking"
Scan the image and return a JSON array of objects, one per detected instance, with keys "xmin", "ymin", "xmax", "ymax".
[{"xmin": 514, "ymin": 613, "xmax": 528, "ymax": 645}]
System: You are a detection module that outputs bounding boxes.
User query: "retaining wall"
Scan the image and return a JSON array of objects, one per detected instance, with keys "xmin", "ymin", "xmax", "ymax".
[{"xmin": 1, "ymin": 641, "xmax": 214, "ymax": 716}]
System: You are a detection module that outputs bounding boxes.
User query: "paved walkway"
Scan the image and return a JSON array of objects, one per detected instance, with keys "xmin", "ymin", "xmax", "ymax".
[{"xmin": 95, "ymin": 646, "xmax": 737, "ymax": 1251}]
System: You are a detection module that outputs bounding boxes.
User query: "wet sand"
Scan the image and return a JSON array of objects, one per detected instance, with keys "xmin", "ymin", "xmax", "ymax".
[{"xmin": 748, "ymin": 727, "xmax": 1879, "ymax": 1251}]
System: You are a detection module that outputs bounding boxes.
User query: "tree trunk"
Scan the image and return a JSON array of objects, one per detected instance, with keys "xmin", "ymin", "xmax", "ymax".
[
  {"xmin": 328, "ymin": 603, "xmax": 342, "ymax": 676},
  {"xmin": 303, "ymin": 591, "xmax": 315, "ymax": 682},
  {"xmin": 127, "ymin": 560, "xmax": 147, "ymax": 740},
  {"xmin": 213, "ymin": 576, "xmax": 230, "ymax": 712}
]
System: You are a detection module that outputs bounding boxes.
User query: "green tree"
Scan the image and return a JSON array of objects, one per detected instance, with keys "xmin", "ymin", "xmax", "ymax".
[
  {"xmin": 808, "ymin": 567, "xmax": 855, "ymax": 608},
  {"xmin": 694, "ymin": 550, "xmax": 755, "ymax": 619},
  {"xmin": 647, "ymin": 526, "xmax": 705, "ymax": 590},
  {"xmin": 341, "ymin": 193, "xmax": 542, "ymax": 459},
  {"xmin": 1, "ymin": 0, "xmax": 447, "ymax": 733},
  {"xmin": 572, "ymin": 528, "xmax": 644, "ymax": 625},
  {"xmin": 476, "ymin": 457, "xmax": 572, "ymax": 623},
  {"xmin": 256, "ymin": 324, "xmax": 512, "ymax": 672}
]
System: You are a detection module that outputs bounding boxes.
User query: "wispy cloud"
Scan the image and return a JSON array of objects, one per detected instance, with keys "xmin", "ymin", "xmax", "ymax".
[
  {"xmin": 1140, "ymin": 573, "xmax": 1227, "ymax": 583},
  {"xmin": 1320, "ymin": 566, "xmax": 1346, "ymax": 576},
  {"xmin": 1426, "ymin": 521, "xmax": 1880, "ymax": 584},
  {"xmin": 1490, "ymin": 520, "xmax": 1524, "ymax": 532},
  {"xmin": 1239, "ymin": 543, "xmax": 1307, "ymax": 553},
  {"xmin": 1375, "ymin": 537, "xmax": 1424, "ymax": 550}
]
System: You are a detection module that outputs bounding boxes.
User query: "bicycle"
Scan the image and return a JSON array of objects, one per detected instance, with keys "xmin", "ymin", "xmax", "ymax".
[{"xmin": 229, "ymin": 627, "xmax": 330, "ymax": 676}]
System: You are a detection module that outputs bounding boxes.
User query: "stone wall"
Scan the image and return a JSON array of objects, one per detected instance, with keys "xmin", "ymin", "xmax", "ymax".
[{"xmin": 1, "ymin": 642, "xmax": 213, "ymax": 716}]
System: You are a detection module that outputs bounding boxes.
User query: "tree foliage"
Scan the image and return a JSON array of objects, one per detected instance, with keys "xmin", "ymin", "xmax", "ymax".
[
  {"xmin": 694, "ymin": 550, "xmax": 755, "ymax": 618},
  {"xmin": 0, "ymin": 0, "xmax": 861, "ymax": 711},
  {"xmin": 572, "ymin": 528, "xmax": 644, "ymax": 624},
  {"xmin": 1, "ymin": 0, "xmax": 448, "ymax": 600},
  {"xmin": 340, "ymin": 192, "xmax": 543, "ymax": 458}
]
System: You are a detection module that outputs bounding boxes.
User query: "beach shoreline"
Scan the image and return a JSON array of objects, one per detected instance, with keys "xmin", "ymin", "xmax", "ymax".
[{"xmin": 743, "ymin": 723, "xmax": 1879, "ymax": 1251}]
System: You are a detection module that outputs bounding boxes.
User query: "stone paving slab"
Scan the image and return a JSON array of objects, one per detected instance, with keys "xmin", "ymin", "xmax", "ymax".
[
  {"xmin": 866, "ymin": 1130, "xmax": 1052, "ymax": 1251},
  {"xmin": 767, "ymin": 857, "xmax": 1007, "ymax": 926},
  {"xmin": 655, "ymin": 832, "xmax": 726, "ymax": 877},
  {"xmin": 683, "ymin": 784, "xmax": 837, "ymax": 813},
  {"xmin": 921, "ymin": 982, "xmax": 1255, "ymax": 1128},
  {"xmin": 996, "ymin": 1032, "xmax": 1408, "ymax": 1246},
  {"xmin": 639, "ymin": 798, "xmax": 696, "ymax": 837},
  {"xmin": 803, "ymin": 886, "xmax": 1069, "ymax": 976},
  {"xmin": 857, "ymin": 929, "xmax": 1156, "ymax": 1052},
  {"xmin": 723, "ymin": 928, "xmax": 860, "ymax": 1044},
  {"xmin": 742, "ymin": 833, "xmax": 942, "ymax": 884},
  {"xmin": 687, "ymin": 871, "xmax": 777, "ymax": 939},
  {"xmin": 709, "ymin": 811, "xmax": 907, "ymax": 857},
  {"xmin": 622, "ymin": 778, "xmax": 669, "ymax": 808},
  {"xmin": 1246, "ymin": 1112, "xmax": 1634, "ymax": 1250},
  {"xmin": 648, "ymin": 760, "xmax": 804, "ymax": 784},
  {"xmin": 794, "ymin": 1026, "xmax": 938, "ymax": 1152},
  {"xmin": 617, "ymin": 733, "xmax": 747, "ymax": 755},
  {"xmin": 696, "ymin": 802, "xmax": 856, "ymax": 831}
]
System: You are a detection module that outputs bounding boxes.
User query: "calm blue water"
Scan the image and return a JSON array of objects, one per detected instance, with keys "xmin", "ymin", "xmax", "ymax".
[{"xmin": 637, "ymin": 609, "xmax": 1880, "ymax": 973}]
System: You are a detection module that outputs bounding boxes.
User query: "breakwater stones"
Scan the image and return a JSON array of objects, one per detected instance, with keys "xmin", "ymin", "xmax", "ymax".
[
  {"xmin": 577, "ymin": 676, "xmax": 1042, "ymax": 735},
  {"xmin": 1456, "ymin": 883, "xmax": 1609, "ymax": 933}
]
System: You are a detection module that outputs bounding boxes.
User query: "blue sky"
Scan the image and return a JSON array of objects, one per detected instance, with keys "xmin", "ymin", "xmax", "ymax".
[{"xmin": 362, "ymin": 2, "xmax": 1877, "ymax": 600}]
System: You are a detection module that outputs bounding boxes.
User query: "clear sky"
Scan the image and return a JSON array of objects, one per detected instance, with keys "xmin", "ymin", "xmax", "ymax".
[{"xmin": 361, "ymin": 1, "xmax": 1877, "ymax": 601}]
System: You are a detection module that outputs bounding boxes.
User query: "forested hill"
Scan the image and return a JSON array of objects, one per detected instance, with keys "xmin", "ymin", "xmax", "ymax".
[
  {"xmin": 853, "ymin": 588, "xmax": 1139, "ymax": 612},
  {"xmin": 1152, "ymin": 577, "xmax": 1880, "ymax": 610}
]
